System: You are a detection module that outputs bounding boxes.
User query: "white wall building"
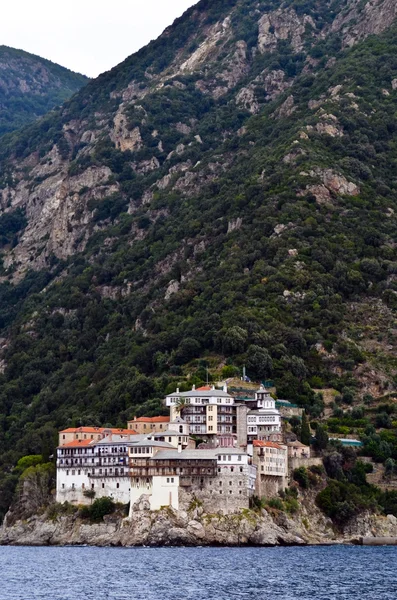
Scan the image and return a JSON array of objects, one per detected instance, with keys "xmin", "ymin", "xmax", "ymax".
[
  {"xmin": 56, "ymin": 434, "xmax": 137, "ymax": 505},
  {"xmin": 165, "ymin": 385, "xmax": 236, "ymax": 435},
  {"xmin": 129, "ymin": 446, "xmax": 256, "ymax": 515},
  {"xmin": 247, "ymin": 387, "xmax": 282, "ymax": 441}
]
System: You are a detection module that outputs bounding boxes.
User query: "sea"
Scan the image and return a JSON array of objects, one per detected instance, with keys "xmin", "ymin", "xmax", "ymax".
[{"xmin": 0, "ymin": 545, "xmax": 396, "ymax": 599}]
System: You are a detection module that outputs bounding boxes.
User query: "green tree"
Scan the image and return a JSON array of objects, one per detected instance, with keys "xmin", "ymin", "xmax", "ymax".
[
  {"xmin": 314, "ymin": 425, "xmax": 329, "ymax": 451},
  {"xmin": 300, "ymin": 412, "xmax": 311, "ymax": 446},
  {"xmin": 246, "ymin": 345, "xmax": 273, "ymax": 380}
]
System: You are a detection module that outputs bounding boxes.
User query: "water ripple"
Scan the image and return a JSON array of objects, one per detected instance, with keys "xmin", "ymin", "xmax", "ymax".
[{"xmin": 0, "ymin": 545, "xmax": 396, "ymax": 600}]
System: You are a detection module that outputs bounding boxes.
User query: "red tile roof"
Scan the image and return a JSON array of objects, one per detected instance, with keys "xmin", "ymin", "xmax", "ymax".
[
  {"xmin": 253, "ymin": 440, "xmax": 284, "ymax": 450},
  {"xmin": 130, "ymin": 416, "xmax": 170, "ymax": 423},
  {"xmin": 196, "ymin": 386, "xmax": 212, "ymax": 391},
  {"xmin": 59, "ymin": 426, "xmax": 137, "ymax": 435},
  {"xmin": 61, "ymin": 439, "xmax": 95, "ymax": 448}
]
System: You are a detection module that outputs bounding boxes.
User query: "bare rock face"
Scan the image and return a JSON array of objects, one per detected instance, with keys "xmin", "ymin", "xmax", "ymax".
[
  {"xmin": 227, "ymin": 217, "xmax": 242, "ymax": 233},
  {"xmin": 331, "ymin": 0, "xmax": 397, "ymax": 47},
  {"xmin": 258, "ymin": 9, "xmax": 316, "ymax": 53},
  {"xmin": 111, "ymin": 110, "xmax": 142, "ymax": 152},
  {"xmin": 273, "ymin": 95, "xmax": 296, "ymax": 119},
  {"xmin": 1, "ymin": 163, "xmax": 117, "ymax": 276},
  {"xmin": 321, "ymin": 169, "xmax": 360, "ymax": 196},
  {"xmin": 2, "ymin": 502, "xmax": 397, "ymax": 547},
  {"xmin": 164, "ymin": 279, "xmax": 180, "ymax": 300},
  {"xmin": 236, "ymin": 69, "xmax": 292, "ymax": 114},
  {"xmin": 179, "ymin": 17, "xmax": 232, "ymax": 73},
  {"xmin": 299, "ymin": 169, "xmax": 360, "ymax": 204}
]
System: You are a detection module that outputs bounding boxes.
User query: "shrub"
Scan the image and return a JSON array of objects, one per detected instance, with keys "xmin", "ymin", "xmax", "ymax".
[
  {"xmin": 293, "ymin": 467, "xmax": 310, "ymax": 489},
  {"xmin": 80, "ymin": 497, "xmax": 115, "ymax": 522},
  {"xmin": 309, "ymin": 464, "xmax": 324, "ymax": 476},
  {"xmin": 267, "ymin": 497, "xmax": 284, "ymax": 511}
]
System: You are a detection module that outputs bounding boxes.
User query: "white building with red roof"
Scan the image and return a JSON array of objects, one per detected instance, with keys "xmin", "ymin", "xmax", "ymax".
[
  {"xmin": 127, "ymin": 415, "xmax": 170, "ymax": 435},
  {"xmin": 252, "ymin": 439, "xmax": 288, "ymax": 497},
  {"xmin": 58, "ymin": 426, "xmax": 137, "ymax": 447},
  {"xmin": 56, "ymin": 433, "xmax": 138, "ymax": 504}
]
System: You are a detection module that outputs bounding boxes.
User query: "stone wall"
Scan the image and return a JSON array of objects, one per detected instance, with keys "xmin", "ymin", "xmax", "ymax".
[
  {"xmin": 288, "ymin": 456, "xmax": 323, "ymax": 474},
  {"xmin": 179, "ymin": 467, "xmax": 252, "ymax": 514},
  {"xmin": 256, "ymin": 474, "xmax": 286, "ymax": 498},
  {"xmin": 236, "ymin": 404, "xmax": 248, "ymax": 447}
]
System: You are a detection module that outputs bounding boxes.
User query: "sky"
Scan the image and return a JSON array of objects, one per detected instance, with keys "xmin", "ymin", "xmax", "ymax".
[{"xmin": 0, "ymin": 0, "xmax": 198, "ymax": 78}]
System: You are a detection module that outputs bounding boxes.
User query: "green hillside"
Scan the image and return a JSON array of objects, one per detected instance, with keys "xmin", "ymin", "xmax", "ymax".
[
  {"xmin": 0, "ymin": 46, "xmax": 88, "ymax": 135},
  {"xmin": 1, "ymin": 0, "xmax": 397, "ymax": 519}
]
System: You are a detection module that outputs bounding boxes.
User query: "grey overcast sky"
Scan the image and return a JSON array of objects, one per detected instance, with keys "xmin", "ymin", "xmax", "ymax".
[{"xmin": 0, "ymin": 0, "xmax": 198, "ymax": 78}]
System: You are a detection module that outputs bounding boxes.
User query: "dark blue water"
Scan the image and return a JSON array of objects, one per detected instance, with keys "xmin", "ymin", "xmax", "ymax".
[{"xmin": 1, "ymin": 546, "xmax": 396, "ymax": 599}]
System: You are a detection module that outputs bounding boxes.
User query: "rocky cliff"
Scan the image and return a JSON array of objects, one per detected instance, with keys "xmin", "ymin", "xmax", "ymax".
[{"xmin": 2, "ymin": 502, "xmax": 397, "ymax": 547}]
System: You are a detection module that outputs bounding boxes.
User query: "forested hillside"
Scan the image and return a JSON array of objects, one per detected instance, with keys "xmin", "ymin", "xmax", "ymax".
[
  {"xmin": 0, "ymin": 46, "xmax": 88, "ymax": 135},
  {"xmin": 1, "ymin": 0, "xmax": 397, "ymax": 519}
]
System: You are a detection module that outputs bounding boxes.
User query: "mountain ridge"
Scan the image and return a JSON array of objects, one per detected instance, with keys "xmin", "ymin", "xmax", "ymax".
[
  {"xmin": 1, "ymin": 0, "xmax": 397, "ymax": 520},
  {"xmin": 0, "ymin": 45, "xmax": 88, "ymax": 136}
]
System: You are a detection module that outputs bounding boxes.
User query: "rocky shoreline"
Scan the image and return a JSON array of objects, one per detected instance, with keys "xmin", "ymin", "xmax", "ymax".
[{"xmin": 2, "ymin": 504, "xmax": 397, "ymax": 547}]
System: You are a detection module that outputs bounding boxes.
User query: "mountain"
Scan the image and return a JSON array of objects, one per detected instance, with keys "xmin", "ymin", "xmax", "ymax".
[
  {"xmin": 1, "ymin": 0, "xmax": 397, "ymax": 518},
  {"xmin": 0, "ymin": 46, "xmax": 88, "ymax": 135}
]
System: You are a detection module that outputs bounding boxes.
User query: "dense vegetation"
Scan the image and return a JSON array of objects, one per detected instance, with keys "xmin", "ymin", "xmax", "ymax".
[
  {"xmin": 0, "ymin": 46, "xmax": 88, "ymax": 135},
  {"xmin": 1, "ymin": 0, "xmax": 397, "ymax": 520}
]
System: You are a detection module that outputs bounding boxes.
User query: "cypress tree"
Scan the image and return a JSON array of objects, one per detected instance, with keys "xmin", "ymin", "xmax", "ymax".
[{"xmin": 300, "ymin": 411, "xmax": 311, "ymax": 446}]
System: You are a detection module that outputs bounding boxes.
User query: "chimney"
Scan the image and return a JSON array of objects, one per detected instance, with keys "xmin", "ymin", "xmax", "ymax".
[
  {"xmin": 192, "ymin": 384, "xmax": 196, "ymax": 391},
  {"xmin": 177, "ymin": 444, "xmax": 182, "ymax": 453},
  {"xmin": 211, "ymin": 385, "xmax": 215, "ymax": 390},
  {"xmin": 176, "ymin": 387, "xmax": 179, "ymax": 393},
  {"xmin": 223, "ymin": 384, "xmax": 227, "ymax": 392}
]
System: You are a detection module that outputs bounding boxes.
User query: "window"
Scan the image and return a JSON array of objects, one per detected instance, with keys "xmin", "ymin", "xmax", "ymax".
[
  {"xmin": 62, "ymin": 483, "xmax": 65, "ymax": 489},
  {"xmin": 72, "ymin": 470, "xmax": 75, "ymax": 476},
  {"xmin": 91, "ymin": 484, "xmax": 94, "ymax": 490},
  {"xmin": 78, "ymin": 470, "xmax": 81, "ymax": 475},
  {"xmin": 171, "ymin": 478, "xmax": 174, "ymax": 483},
  {"xmin": 102, "ymin": 483, "xmax": 105, "ymax": 489},
  {"xmin": 63, "ymin": 435, "xmax": 65, "ymax": 439},
  {"xmin": 82, "ymin": 483, "xmax": 85, "ymax": 490},
  {"xmin": 116, "ymin": 483, "xmax": 119, "ymax": 489},
  {"xmin": 229, "ymin": 481, "xmax": 232, "ymax": 486},
  {"xmin": 238, "ymin": 455, "xmax": 242, "ymax": 461},
  {"xmin": 66, "ymin": 470, "xmax": 69, "ymax": 476}
]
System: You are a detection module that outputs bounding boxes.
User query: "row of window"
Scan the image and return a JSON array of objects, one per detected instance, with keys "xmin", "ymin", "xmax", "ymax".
[
  {"xmin": 130, "ymin": 447, "xmax": 152, "ymax": 454},
  {"xmin": 61, "ymin": 482, "xmax": 122, "ymax": 490},
  {"xmin": 64, "ymin": 468, "xmax": 125, "ymax": 476},
  {"xmin": 247, "ymin": 416, "xmax": 277, "ymax": 423}
]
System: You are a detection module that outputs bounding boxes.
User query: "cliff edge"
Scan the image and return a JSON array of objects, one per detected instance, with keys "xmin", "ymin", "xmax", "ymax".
[{"xmin": 2, "ymin": 501, "xmax": 397, "ymax": 547}]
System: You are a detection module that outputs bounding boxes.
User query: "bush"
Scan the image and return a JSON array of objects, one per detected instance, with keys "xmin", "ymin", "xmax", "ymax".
[
  {"xmin": 47, "ymin": 501, "xmax": 78, "ymax": 520},
  {"xmin": 293, "ymin": 467, "xmax": 310, "ymax": 489},
  {"xmin": 309, "ymin": 464, "xmax": 324, "ymax": 476},
  {"xmin": 267, "ymin": 497, "xmax": 284, "ymax": 511},
  {"xmin": 80, "ymin": 497, "xmax": 115, "ymax": 522}
]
